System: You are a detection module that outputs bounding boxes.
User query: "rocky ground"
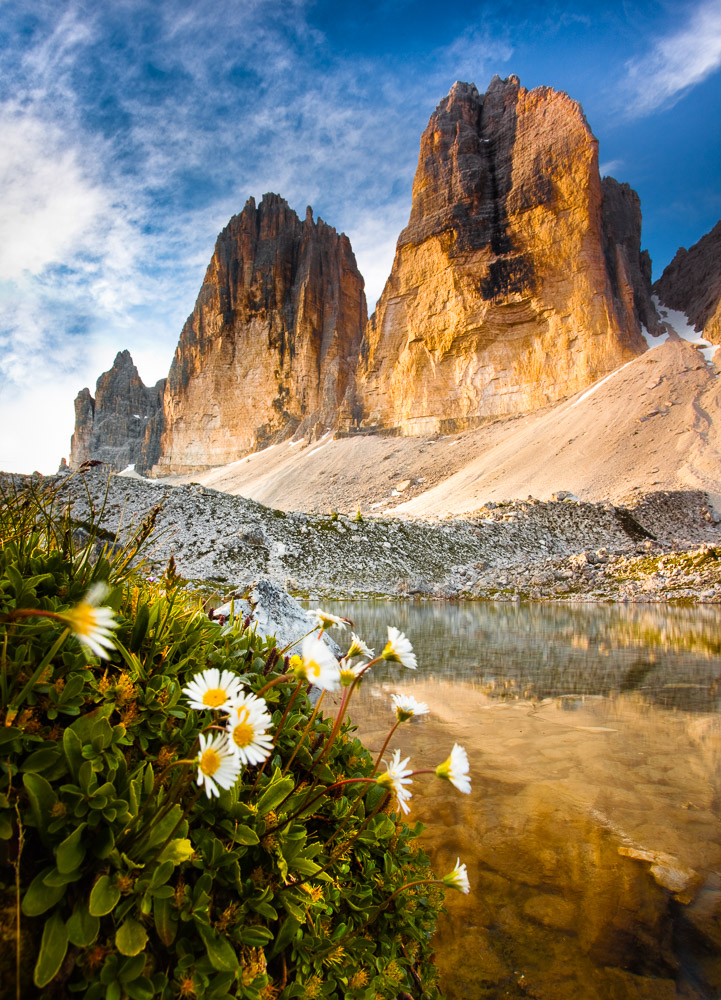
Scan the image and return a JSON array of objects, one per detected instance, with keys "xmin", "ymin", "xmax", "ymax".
[{"xmin": 19, "ymin": 468, "xmax": 721, "ymax": 603}]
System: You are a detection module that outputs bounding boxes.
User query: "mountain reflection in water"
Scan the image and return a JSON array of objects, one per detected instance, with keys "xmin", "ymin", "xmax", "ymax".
[{"xmin": 315, "ymin": 600, "xmax": 721, "ymax": 1000}]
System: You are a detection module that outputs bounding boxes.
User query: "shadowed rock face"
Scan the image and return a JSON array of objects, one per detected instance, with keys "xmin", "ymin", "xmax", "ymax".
[
  {"xmin": 601, "ymin": 177, "xmax": 663, "ymax": 338},
  {"xmin": 654, "ymin": 220, "xmax": 721, "ymax": 344},
  {"xmin": 69, "ymin": 351, "xmax": 165, "ymax": 472},
  {"xmin": 357, "ymin": 77, "xmax": 651, "ymax": 434},
  {"xmin": 151, "ymin": 194, "xmax": 367, "ymax": 474}
]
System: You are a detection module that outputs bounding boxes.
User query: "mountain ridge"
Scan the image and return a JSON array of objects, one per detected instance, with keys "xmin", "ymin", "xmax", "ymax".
[{"xmin": 69, "ymin": 75, "xmax": 717, "ymax": 492}]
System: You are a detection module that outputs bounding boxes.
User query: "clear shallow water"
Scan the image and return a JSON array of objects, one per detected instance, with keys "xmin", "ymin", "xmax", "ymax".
[{"xmin": 315, "ymin": 601, "xmax": 721, "ymax": 1000}]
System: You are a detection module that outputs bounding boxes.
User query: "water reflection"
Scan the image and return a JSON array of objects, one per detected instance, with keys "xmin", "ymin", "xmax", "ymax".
[{"xmin": 315, "ymin": 601, "xmax": 721, "ymax": 1000}]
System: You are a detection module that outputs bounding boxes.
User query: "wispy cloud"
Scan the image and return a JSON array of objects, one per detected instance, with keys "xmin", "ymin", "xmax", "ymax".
[
  {"xmin": 621, "ymin": 0, "xmax": 721, "ymax": 116},
  {"xmin": 0, "ymin": 0, "xmax": 514, "ymax": 472},
  {"xmin": 599, "ymin": 158, "xmax": 624, "ymax": 177}
]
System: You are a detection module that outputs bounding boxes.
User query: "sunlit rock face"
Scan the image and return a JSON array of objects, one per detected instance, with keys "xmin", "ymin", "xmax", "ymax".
[
  {"xmin": 69, "ymin": 351, "xmax": 165, "ymax": 472},
  {"xmin": 357, "ymin": 77, "xmax": 651, "ymax": 434},
  {"xmin": 654, "ymin": 219, "xmax": 721, "ymax": 345},
  {"xmin": 152, "ymin": 194, "xmax": 367, "ymax": 474}
]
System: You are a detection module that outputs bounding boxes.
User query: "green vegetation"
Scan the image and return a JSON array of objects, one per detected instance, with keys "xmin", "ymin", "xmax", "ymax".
[{"xmin": 0, "ymin": 478, "xmax": 447, "ymax": 1000}]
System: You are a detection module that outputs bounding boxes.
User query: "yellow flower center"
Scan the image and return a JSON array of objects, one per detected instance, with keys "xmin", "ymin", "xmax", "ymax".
[
  {"xmin": 202, "ymin": 687, "xmax": 227, "ymax": 708},
  {"xmin": 66, "ymin": 604, "xmax": 98, "ymax": 637},
  {"xmin": 307, "ymin": 659, "xmax": 321, "ymax": 679},
  {"xmin": 199, "ymin": 748, "xmax": 221, "ymax": 776},
  {"xmin": 231, "ymin": 721, "xmax": 255, "ymax": 748}
]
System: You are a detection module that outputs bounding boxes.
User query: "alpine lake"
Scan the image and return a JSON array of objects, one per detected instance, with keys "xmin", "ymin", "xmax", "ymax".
[{"xmin": 311, "ymin": 600, "xmax": 721, "ymax": 1000}]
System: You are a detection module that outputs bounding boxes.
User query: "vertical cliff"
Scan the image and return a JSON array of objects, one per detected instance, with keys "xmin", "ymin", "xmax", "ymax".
[
  {"xmin": 654, "ymin": 220, "xmax": 721, "ymax": 344},
  {"xmin": 152, "ymin": 194, "xmax": 367, "ymax": 474},
  {"xmin": 69, "ymin": 351, "xmax": 165, "ymax": 471},
  {"xmin": 357, "ymin": 77, "xmax": 651, "ymax": 433},
  {"xmin": 601, "ymin": 177, "xmax": 662, "ymax": 337}
]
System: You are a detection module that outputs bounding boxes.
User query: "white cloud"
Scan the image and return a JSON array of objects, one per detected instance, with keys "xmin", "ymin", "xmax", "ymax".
[
  {"xmin": 0, "ymin": 0, "xmax": 517, "ymax": 473},
  {"xmin": 599, "ymin": 158, "xmax": 624, "ymax": 177},
  {"xmin": 622, "ymin": 0, "xmax": 721, "ymax": 115},
  {"xmin": 0, "ymin": 112, "xmax": 109, "ymax": 279}
]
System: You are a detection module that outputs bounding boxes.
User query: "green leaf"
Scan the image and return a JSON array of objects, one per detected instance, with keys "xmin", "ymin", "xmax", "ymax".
[
  {"xmin": 56, "ymin": 821, "xmax": 87, "ymax": 873},
  {"xmin": 129, "ymin": 602, "xmax": 150, "ymax": 652},
  {"xmin": 239, "ymin": 925, "xmax": 273, "ymax": 947},
  {"xmin": 269, "ymin": 915, "xmax": 300, "ymax": 958},
  {"xmin": 63, "ymin": 728, "xmax": 83, "ymax": 779},
  {"xmin": 67, "ymin": 900, "xmax": 100, "ymax": 947},
  {"xmin": 23, "ymin": 772, "xmax": 56, "ymax": 834},
  {"xmin": 158, "ymin": 837, "xmax": 194, "ymax": 864},
  {"xmin": 125, "ymin": 977, "xmax": 154, "ymax": 1000},
  {"xmin": 154, "ymin": 896, "xmax": 177, "ymax": 947},
  {"xmin": 230, "ymin": 824, "xmax": 259, "ymax": 845},
  {"xmin": 22, "ymin": 868, "xmax": 65, "ymax": 916},
  {"xmin": 256, "ymin": 774, "xmax": 295, "ymax": 817},
  {"xmin": 22, "ymin": 746, "xmax": 62, "ymax": 773},
  {"xmin": 68, "ymin": 703, "xmax": 114, "ymax": 743},
  {"xmin": 33, "ymin": 910, "xmax": 68, "ymax": 988},
  {"xmin": 89, "ymin": 874, "xmax": 121, "ymax": 916},
  {"xmin": 118, "ymin": 954, "xmax": 147, "ymax": 984},
  {"xmin": 116, "ymin": 917, "xmax": 148, "ymax": 956},
  {"xmin": 0, "ymin": 726, "xmax": 21, "ymax": 748},
  {"xmin": 196, "ymin": 921, "xmax": 239, "ymax": 972},
  {"xmin": 91, "ymin": 716, "xmax": 114, "ymax": 752}
]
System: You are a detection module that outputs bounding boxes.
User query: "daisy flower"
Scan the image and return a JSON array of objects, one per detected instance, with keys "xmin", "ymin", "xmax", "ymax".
[
  {"xmin": 345, "ymin": 633, "xmax": 374, "ymax": 660},
  {"xmin": 294, "ymin": 636, "xmax": 341, "ymax": 691},
  {"xmin": 391, "ymin": 693, "xmax": 429, "ymax": 722},
  {"xmin": 339, "ymin": 660, "xmax": 367, "ymax": 687},
  {"xmin": 376, "ymin": 748, "xmax": 413, "ymax": 814},
  {"xmin": 196, "ymin": 732, "xmax": 242, "ymax": 798},
  {"xmin": 435, "ymin": 743, "xmax": 471, "ymax": 794},
  {"xmin": 60, "ymin": 583, "xmax": 118, "ymax": 659},
  {"xmin": 183, "ymin": 668, "xmax": 245, "ymax": 712},
  {"xmin": 381, "ymin": 626, "xmax": 417, "ymax": 669},
  {"xmin": 225, "ymin": 694, "xmax": 274, "ymax": 766},
  {"xmin": 442, "ymin": 859, "xmax": 470, "ymax": 894},
  {"xmin": 307, "ymin": 608, "xmax": 350, "ymax": 631}
]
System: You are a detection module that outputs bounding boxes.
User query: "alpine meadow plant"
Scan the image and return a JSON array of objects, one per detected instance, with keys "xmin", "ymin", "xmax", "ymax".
[{"xmin": 0, "ymin": 473, "xmax": 470, "ymax": 1000}]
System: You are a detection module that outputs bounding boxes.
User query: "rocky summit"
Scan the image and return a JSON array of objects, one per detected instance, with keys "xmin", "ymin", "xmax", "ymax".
[
  {"xmin": 358, "ymin": 77, "xmax": 656, "ymax": 433},
  {"xmin": 70, "ymin": 350, "xmax": 165, "ymax": 472},
  {"xmin": 69, "ymin": 75, "xmax": 670, "ymax": 474},
  {"xmin": 150, "ymin": 194, "xmax": 367, "ymax": 475}
]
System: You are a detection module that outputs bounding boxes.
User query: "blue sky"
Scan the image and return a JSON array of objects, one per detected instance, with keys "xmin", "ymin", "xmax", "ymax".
[{"xmin": 1, "ymin": 0, "xmax": 720, "ymax": 473}]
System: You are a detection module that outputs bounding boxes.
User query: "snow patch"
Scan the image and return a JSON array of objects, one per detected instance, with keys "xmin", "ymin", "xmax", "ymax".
[
  {"xmin": 569, "ymin": 360, "xmax": 636, "ymax": 409},
  {"xmin": 652, "ymin": 295, "xmax": 719, "ymax": 369}
]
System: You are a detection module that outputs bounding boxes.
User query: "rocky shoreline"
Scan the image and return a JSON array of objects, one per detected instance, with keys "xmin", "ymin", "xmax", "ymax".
[{"xmin": 14, "ymin": 469, "xmax": 721, "ymax": 604}]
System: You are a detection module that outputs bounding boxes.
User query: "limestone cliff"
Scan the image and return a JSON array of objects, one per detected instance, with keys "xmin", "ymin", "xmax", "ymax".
[
  {"xmin": 357, "ymin": 77, "xmax": 650, "ymax": 433},
  {"xmin": 601, "ymin": 177, "xmax": 662, "ymax": 337},
  {"xmin": 69, "ymin": 351, "xmax": 165, "ymax": 471},
  {"xmin": 654, "ymin": 220, "xmax": 721, "ymax": 344},
  {"xmin": 152, "ymin": 194, "xmax": 367, "ymax": 474}
]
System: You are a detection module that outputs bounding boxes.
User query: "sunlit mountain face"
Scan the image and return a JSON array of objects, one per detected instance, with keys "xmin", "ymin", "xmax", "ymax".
[{"xmin": 1, "ymin": 0, "xmax": 720, "ymax": 473}]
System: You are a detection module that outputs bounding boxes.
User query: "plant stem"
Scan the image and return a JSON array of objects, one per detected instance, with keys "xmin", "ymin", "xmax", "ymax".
[
  {"xmin": 373, "ymin": 721, "xmax": 401, "ymax": 774},
  {"xmin": 255, "ymin": 673, "xmax": 292, "ymax": 698},
  {"xmin": 13, "ymin": 800, "xmax": 23, "ymax": 1000},
  {"xmin": 265, "ymin": 777, "xmax": 377, "ymax": 836},
  {"xmin": 281, "ymin": 689, "xmax": 325, "ymax": 777},
  {"xmin": 6, "ymin": 627, "xmax": 70, "ymax": 721}
]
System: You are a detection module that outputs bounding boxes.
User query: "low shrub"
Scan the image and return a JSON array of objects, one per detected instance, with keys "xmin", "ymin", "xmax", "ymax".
[{"xmin": 0, "ymin": 476, "xmax": 467, "ymax": 999}]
